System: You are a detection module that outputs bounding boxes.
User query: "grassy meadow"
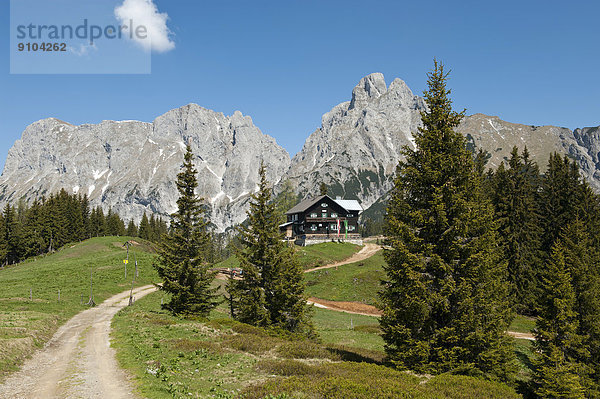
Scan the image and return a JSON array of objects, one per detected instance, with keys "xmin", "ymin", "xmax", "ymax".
[
  {"xmin": 216, "ymin": 241, "xmax": 363, "ymax": 271},
  {"xmin": 112, "ymin": 290, "xmax": 521, "ymax": 398},
  {"xmin": 0, "ymin": 236, "xmax": 158, "ymax": 381},
  {"xmin": 304, "ymin": 251, "xmax": 385, "ymax": 305},
  {"xmin": 0, "ymin": 237, "xmax": 528, "ymax": 397}
]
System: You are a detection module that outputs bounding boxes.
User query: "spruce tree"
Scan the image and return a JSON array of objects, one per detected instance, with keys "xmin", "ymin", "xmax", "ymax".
[
  {"xmin": 380, "ymin": 61, "xmax": 515, "ymax": 379},
  {"xmin": 126, "ymin": 219, "xmax": 138, "ymax": 237},
  {"xmin": 227, "ymin": 164, "xmax": 313, "ymax": 335},
  {"xmin": 274, "ymin": 179, "xmax": 298, "ymax": 224},
  {"xmin": 154, "ymin": 145, "xmax": 219, "ymax": 316},
  {"xmin": 139, "ymin": 213, "xmax": 151, "ymax": 240},
  {"xmin": 491, "ymin": 147, "xmax": 543, "ymax": 314},
  {"xmin": 2, "ymin": 204, "xmax": 21, "ymax": 265},
  {"xmin": 533, "ymin": 241, "xmax": 588, "ymax": 398},
  {"xmin": 319, "ymin": 182, "xmax": 328, "ymax": 196},
  {"xmin": 539, "ymin": 153, "xmax": 584, "ymax": 254},
  {"xmin": 551, "ymin": 220, "xmax": 600, "ymax": 396}
]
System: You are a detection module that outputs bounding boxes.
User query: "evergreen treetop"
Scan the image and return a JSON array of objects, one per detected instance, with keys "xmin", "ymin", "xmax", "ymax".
[{"xmin": 154, "ymin": 145, "xmax": 219, "ymax": 316}]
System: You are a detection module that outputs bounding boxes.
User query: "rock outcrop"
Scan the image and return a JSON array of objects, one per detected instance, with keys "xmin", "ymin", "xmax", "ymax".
[
  {"xmin": 2, "ymin": 74, "xmax": 600, "ymax": 231},
  {"xmin": 0, "ymin": 104, "xmax": 290, "ymax": 232},
  {"xmin": 283, "ymin": 73, "xmax": 426, "ymax": 209}
]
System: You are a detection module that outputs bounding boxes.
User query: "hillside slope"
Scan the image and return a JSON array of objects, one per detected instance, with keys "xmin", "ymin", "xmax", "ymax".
[{"xmin": 0, "ymin": 236, "xmax": 157, "ymax": 381}]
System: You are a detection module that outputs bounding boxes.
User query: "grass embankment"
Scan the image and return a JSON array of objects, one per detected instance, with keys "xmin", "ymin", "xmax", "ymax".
[
  {"xmin": 305, "ymin": 251, "xmax": 385, "ymax": 305},
  {"xmin": 215, "ymin": 242, "xmax": 363, "ymax": 271},
  {"xmin": 0, "ymin": 236, "xmax": 158, "ymax": 381},
  {"xmin": 113, "ymin": 291, "xmax": 521, "ymax": 398}
]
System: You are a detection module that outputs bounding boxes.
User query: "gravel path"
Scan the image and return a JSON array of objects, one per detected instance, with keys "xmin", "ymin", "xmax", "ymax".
[
  {"xmin": 303, "ymin": 243, "xmax": 381, "ymax": 273},
  {"xmin": 0, "ymin": 285, "xmax": 157, "ymax": 399}
]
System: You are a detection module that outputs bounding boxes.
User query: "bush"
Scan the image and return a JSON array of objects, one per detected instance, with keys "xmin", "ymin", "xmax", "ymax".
[
  {"xmin": 220, "ymin": 333, "xmax": 279, "ymax": 355},
  {"xmin": 325, "ymin": 344, "xmax": 385, "ymax": 364},
  {"xmin": 241, "ymin": 362, "xmax": 522, "ymax": 399},
  {"xmin": 352, "ymin": 324, "xmax": 381, "ymax": 334},
  {"xmin": 277, "ymin": 341, "xmax": 340, "ymax": 360},
  {"xmin": 169, "ymin": 338, "xmax": 219, "ymax": 353},
  {"xmin": 256, "ymin": 359, "xmax": 317, "ymax": 376}
]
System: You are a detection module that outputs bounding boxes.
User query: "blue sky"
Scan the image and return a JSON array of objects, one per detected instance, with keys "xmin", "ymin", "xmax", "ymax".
[{"xmin": 1, "ymin": 0, "xmax": 600, "ymax": 171}]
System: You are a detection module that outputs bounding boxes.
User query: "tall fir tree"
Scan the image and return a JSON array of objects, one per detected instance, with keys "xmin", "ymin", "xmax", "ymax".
[
  {"xmin": 539, "ymin": 153, "xmax": 585, "ymax": 254},
  {"xmin": 379, "ymin": 61, "xmax": 515, "ymax": 380},
  {"xmin": 549, "ymin": 220, "xmax": 600, "ymax": 396},
  {"xmin": 126, "ymin": 219, "xmax": 138, "ymax": 237},
  {"xmin": 491, "ymin": 147, "xmax": 543, "ymax": 314},
  {"xmin": 138, "ymin": 213, "xmax": 151, "ymax": 240},
  {"xmin": 533, "ymin": 241, "xmax": 589, "ymax": 398},
  {"xmin": 1, "ymin": 204, "xmax": 20, "ymax": 265},
  {"xmin": 227, "ymin": 164, "xmax": 313, "ymax": 335},
  {"xmin": 154, "ymin": 145, "xmax": 219, "ymax": 316},
  {"xmin": 274, "ymin": 179, "xmax": 298, "ymax": 224},
  {"xmin": 319, "ymin": 182, "xmax": 328, "ymax": 196}
]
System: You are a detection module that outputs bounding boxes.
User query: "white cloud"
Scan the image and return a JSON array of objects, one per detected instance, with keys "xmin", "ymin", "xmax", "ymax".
[
  {"xmin": 69, "ymin": 42, "xmax": 98, "ymax": 57},
  {"xmin": 114, "ymin": 0, "xmax": 175, "ymax": 53}
]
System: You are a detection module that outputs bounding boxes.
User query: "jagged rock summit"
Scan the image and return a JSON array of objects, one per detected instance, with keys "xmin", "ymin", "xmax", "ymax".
[
  {"xmin": 2, "ymin": 73, "xmax": 600, "ymax": 231},
  {"xmin": 284, "ymin": 73, "xmax": 426, "ymax": 210},
  {"xmin": 0, "ymin": 104, "xmax": 290, "ymax": 232}
]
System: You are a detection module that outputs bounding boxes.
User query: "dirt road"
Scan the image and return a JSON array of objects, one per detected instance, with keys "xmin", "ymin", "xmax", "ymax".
[
  {"xmin": 0, "ymin": 285, "xmax": 157, "ymax": 399},
  {"xmin": 304, "ymin": 243, "xmax": 381, "ymax": 273}
]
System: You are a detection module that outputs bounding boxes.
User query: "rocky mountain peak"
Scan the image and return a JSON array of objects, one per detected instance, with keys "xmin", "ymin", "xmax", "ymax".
[
  {"xmin": 0, "ymin": 106, "xmax": 290, "ymax": 232},
  {"xmin": 349, "ymin": 73, "xmax": 388, "ymax": 110},
  {"xmin": 4, "ymin": 73, "xmax": 600, "ymax": 233},
  {"xmin": 284, "ymin": 72, "xmax": 426, "ymax": 209}
]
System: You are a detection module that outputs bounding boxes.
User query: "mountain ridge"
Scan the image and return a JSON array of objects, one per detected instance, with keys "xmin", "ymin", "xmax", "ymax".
[{"xmin": 2, "ymin": 74, "xmax": 600, "ymax": 231}]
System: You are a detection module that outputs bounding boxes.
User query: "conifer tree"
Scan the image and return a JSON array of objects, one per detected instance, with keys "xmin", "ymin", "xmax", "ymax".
[
  {"xmin": 380, "ymin": 61, "xmax": 515, "ymax": 379},
  {"xmin": 126, "ymin": 219, "xmax": 138, "ymax": 237},
  {"xmin": 533, "ymin": 242, "xmax": 588, "ymax": 398},
  {"xmin": 550, "ymin": 221, "xmax": 600, "ymax": 396},
  {"xmin": 149, "ymin": 214, "xmax": 157, "ymax": 241},
  {"xmin": 154, "ymin": 145, "xmax": 219, "ymax": 316},
  {"xmin": 139, "ymin": 213, "xmax": 151, "ymax": 240},
  {"xmin": 540, "ymin": 153, "xmax": 584, "ymax": 254},
  {"xmin": 1, "ymin": 204, "xmax": 20, "ymax": 265},
  {"xmin": 491, "ymin": 147, "xmax": 543, "ymax": 314},
  {"xmin": 227, "ymin": 164, "xmax": 313, "ymax": 335},
  {"xmin": 274, "ymin": 179, "xmax": 298, "ymax": 224},
  {"xmin": 319, "ymin": 182, "xmax": 328, "ymax": 196}
]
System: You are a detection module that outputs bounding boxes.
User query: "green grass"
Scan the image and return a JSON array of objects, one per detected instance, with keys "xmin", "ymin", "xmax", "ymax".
[
  {"xmin": 304, "ymin": 251, "xmax": 385, "ymax": 305},
  {"xmin": 113, "ymin": 291, "xmax": 521, "ymax": 398},
  {"xmin": 509, "ymin": 314, "xmax": 536, "ymax": 334},
  {"xmin": 215, "ymin": 242, "xmax": 362, "ymax": 271},
  {"xmin": 112, "ymin": 290, "xmax": 262, "ymax": 398},
  {"xmin": 514, "ymin": 338, "xmax": 535, "ymax": 383},
  {"xmin": 0, "ymin": 236, "xmax": 158, "ymax": 381},
  {"xmin": 312, "ymin": 307, "xmax": 384, "ymax": 353},
  {"xmin": 295, "ymin": 242, "xmax": 362, "ymax": 269},
  {"xmin": 242, "ymin": 362, "xmax": 522, "ymax": 399}
]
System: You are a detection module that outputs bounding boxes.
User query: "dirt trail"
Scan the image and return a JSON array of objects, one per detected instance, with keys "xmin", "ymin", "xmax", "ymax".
[
  {"xmin": 0, "ymin": 285, "xmax": 157, "ymax": 399},
  {"xmin": 309, "ymin": 297, "xmax": 536, "ymax": 340},
  {"xmin": 307, "ymin": 297, "xmax": 382, "ymax": 317},
  {"xmin": 506, "ymin": 331, "xmax": 535, "ymax": 341},
  {"xmin": 304, "ymin": 243, "xmax": 381, "ymax": 273}
]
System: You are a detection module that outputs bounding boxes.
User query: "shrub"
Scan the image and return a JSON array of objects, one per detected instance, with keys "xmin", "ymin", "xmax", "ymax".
[
  {"xmin": 352, "ymin": 324, "xmax": 381, "ymax": 334},
  {"xmin": 277, "ymin": 341, "xmax": 340, "ymax": 360},
  {"xmin": 220, "ymin": 334, "xmax": 278, "ymax": 355},
  {"xmin": 241, "ymin": 362, "xmax": 522, "ymax": 399},
  {"xmin": 169, "ymin": 338, "xmax": 219, "ymax": 353},
  {"xmin": 325, "ymin": 344, "xmax": 385, "ymax": 364},
  {"xmin": 256, "ymin": 359, "xmax": 317, "ymax": 376}
]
